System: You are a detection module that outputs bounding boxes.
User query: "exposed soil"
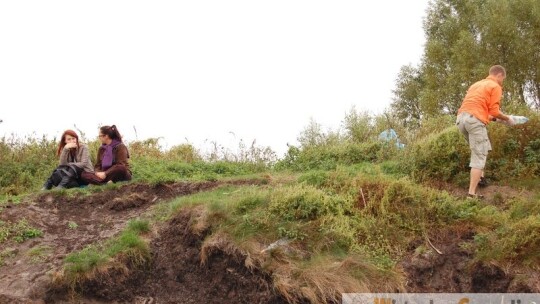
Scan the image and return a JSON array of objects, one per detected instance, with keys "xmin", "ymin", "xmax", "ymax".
[
  {"xmin": 46, "ymin": 208, "xmax": 286, "ymax": 304},
  {"xmin": 428, "ymin": 180, "xmax": 533, "ymax": 204},
  {"xmin": 0, "ymin": 179, "xmax": 268, "ymax": 303},
  {"xmin": 401, "ymin": 224, "xmax": 538, "ymax": 293}
]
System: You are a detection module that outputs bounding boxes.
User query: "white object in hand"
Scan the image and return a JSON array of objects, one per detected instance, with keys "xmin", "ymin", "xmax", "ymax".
[{"xmin": 496, "ymin": 115, "xmax": 528, "ymax": 126}]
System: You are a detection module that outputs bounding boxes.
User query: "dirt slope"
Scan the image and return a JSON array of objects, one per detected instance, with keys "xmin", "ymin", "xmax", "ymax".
[{"xmin": 0, "ymin": 180, "xmax": 267, "ymax": 303}]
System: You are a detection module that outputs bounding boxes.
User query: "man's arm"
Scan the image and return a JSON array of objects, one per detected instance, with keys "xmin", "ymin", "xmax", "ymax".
[
  {"xmin": 488, "ymin": 86, "xmax": 512, "ymax": 122},
  {"xmin": 490, "ymin": 112, "xmax": 511, "ymax": 122}
]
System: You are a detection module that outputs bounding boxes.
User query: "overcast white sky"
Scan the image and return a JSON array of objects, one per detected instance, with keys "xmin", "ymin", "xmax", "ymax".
[{"xmin": 0, "ymin": 1, "xmax": 428, "ymax": 156}]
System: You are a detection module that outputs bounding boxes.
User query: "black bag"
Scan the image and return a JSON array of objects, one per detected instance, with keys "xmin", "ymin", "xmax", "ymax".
[{"xmin": 43, "ymin": 165, "xmax": 83, "ymax": 189}]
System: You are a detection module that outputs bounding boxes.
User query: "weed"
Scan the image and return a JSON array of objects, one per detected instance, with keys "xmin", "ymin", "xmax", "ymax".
[
  {"xmin": 0, "ymin": 248, "xmax": 17, "ymax": 266},
  {"xmin": 27, "ymin": 245, "xmax": 51, "ymax": 263},
  {"xmin": 0, "ymin": 219, "xmax": 42, "ymax": 244},
  {"xmin": 126, "ymin": 219, "xmax": 150, "ymax": 234}
]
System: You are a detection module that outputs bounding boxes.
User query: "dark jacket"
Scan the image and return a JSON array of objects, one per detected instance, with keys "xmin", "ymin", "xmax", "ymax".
[{"xmin": 95, "ymin": 143, "xmax": 131, "ymax": 176}]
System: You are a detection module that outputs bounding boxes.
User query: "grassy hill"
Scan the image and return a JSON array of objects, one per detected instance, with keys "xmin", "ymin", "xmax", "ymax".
[{"xmin": 1, "ymin": 110, "xmax": 539, "ymax": 303}]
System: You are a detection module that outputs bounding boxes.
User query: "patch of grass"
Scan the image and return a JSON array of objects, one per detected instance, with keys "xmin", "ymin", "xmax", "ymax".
[
  {"xmin": 0, "ymin": 219, "xmax": 43, "ymax": 244},
  {"xmin": 272, "ymin": 254, "xmax": 403, "ymax": 304},
  {"xmin": 0, "ymin": 194, "xmax": 25, "ymax": 205},
  {"xmin": 67, "ymin": 221, "xmax": 78, "ymax": 230},
  {"xmin": 0, "ymin": 248, "xmax": 17, "ymax": 266},
  {"xmin": 126, "ymin": 219, "xmax": 150, "ymax": 234},
  {"xmin": 132, "ymin": 158, "xmax": 268, "ymax": 185},
  {"xmin": 475, "ymin": 214, "xmax": 540, "ymax": 267},
  {"xmin": 168, "ymin": 185, "xmax": 247, "ymax": 215},
  {"xmin": 507, "ymin": 197, "xmax": 540, "ymax": 220},
  {"xmin": 27, "ymin": 245, "xmax": 51, "ymax": 263},
  {"xmin": 64, "ymin": 246, "xmax": 108, "ymax": 278}
]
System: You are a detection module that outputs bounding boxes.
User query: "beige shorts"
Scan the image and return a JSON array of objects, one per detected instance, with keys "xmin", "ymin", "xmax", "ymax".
[{"xmin": 456, "ymin": 113, "xmax": 492, "ymax": 169}]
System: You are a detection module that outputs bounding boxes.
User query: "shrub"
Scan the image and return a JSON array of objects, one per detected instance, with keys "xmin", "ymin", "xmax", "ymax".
[
  {"xmin": 268, "ymin": 185, "xmax": 352, "ymax": 221},
  {"xmin": 406, "ymin": 113, "xmax": 540, "ymax": 183},
  {"xmin": 404, "ymin": 126, "xmax": 469, "ymax": 183},
  {"xmin": 475, "ymin": 214, "xmax": 540, "ymax": 266}
]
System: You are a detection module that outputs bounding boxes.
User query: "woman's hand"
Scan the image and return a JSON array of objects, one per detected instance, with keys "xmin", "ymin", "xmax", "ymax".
[
  {"xmin": 64, "ymin": 142, "xmax": 77, "ymax": 149},
  {"xmin": 96, "ymin": 172, "xmax": 106, "ymax": 180}
]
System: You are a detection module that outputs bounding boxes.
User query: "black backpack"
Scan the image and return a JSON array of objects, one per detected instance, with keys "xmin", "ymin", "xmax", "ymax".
[{"xmin": 44, "ymin": 165, "xmax": 83, "ymax": 189}]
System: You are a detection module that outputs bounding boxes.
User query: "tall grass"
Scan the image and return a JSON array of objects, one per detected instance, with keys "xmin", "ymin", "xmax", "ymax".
[{"xmin": 0, "ymin": 135, "xmax": 277, "ymax": 197}]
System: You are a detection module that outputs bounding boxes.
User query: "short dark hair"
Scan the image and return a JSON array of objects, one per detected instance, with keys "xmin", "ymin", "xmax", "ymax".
[{"xmin": 489, "ymin": 65, "xmax": 506, "ymax": 77}]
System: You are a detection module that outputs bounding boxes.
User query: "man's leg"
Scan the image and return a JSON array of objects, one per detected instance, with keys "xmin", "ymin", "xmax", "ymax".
[
  {"xmin": 469, "ymin": 168, "xmax": 482, "ymax": 195},
  {"xmin": 461, "ymin": 113, "xmax": 490, "ymax": 196}
]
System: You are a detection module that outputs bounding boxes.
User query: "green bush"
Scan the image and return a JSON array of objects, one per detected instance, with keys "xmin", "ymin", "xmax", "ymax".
[
  {"xmin": 404, "ymin": 126, "xmax": 469, "ymax": 183},
  {"xmin": 0, "ymin": 135, "xmax": 57, "ymax": 195},
  {"xmin": 268, "ymin": 185, "xmax": 352, "ymax": 221},
  {"xmin": 475, "ymin": 214, "xmax": 540, "ymax": 266},
  {"xmin": 275, "ymin": 141, "xmax": 399, "ymax": 171},
  {"xmin": 405, "ymin": 112, "xmax": 540, "ymax": 184},
  {"xmin": 297, "ymin": 171, "xmax": 330, "ymax": 188}
]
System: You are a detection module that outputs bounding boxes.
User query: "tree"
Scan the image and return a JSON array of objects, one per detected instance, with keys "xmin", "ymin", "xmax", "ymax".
[
  {"xmin": 392, "ymin": 0, "xmax": 540, "ymax": 125},
  {"xmin": 391, "ymin": 65, "xmax": 424, "ymax": 128}
]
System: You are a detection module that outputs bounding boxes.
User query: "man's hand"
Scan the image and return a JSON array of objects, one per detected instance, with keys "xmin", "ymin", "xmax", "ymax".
[
  {"xmin": 507, "ymin": 116, "xmax": 516, "ymax": 126},
  {"xmin": 96, "ymin": 172, "xmax": 106, "ymax": 180}
]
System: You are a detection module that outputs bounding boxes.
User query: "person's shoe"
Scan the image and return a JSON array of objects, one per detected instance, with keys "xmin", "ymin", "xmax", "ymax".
[
  {"xmin": 467, "ymin": 193, "xmax": 484, "ymax": 200},
  {"xmin": 478, "ymin": 177, "xmax": 489, "ymax": 188},
  {"xmin": 42, "ymin": 180, "xmax": 53, "ymax": 190}
]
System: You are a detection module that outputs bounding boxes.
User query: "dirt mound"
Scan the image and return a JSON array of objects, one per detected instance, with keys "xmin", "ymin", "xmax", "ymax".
[
  {"xmin": 47, "ymin": 208, "xmax": 286, "ymax": 304},
  {"xmin": 0, "ymin": 179, "xmax": 267, "ymax": 302},
  {"xmin": 401, "ymin": 225, "xmax": 537, "ymax": 292}
]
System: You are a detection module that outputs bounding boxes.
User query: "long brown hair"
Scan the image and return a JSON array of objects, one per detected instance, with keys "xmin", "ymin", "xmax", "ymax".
[
  {"xmin": 100, "ymin": 125, "xmax": 123, "ymax": 142},
  {"xmin": 57, "ymin": 130, "xmax": 80, "ymax": 158}
]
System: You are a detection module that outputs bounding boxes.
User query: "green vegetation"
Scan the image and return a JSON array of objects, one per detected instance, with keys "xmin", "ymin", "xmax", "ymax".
[
  {"xmin": 392, "ymin": 0, "xmax": 540, "ymax": 123},
  {"xmin": 0, "ymin": 248, "xmax": 17, "ymax": 266},
  {"xmin": 2, "ymin": 106, "xmax": 539, "ymax": 300},
  {"xmin": 0, "ymin": 219, "xmax": 43, "ymax": 244},
  {"xmin": 27, "ymin": 245, "xmax": 52, "ymax": 263},
  {"xmin": 1, "ymin": 1, "xmax": 539, "ymax": 299}
]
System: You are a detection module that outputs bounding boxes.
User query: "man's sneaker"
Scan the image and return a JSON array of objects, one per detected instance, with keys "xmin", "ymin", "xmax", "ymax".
[
  {"xmin": 478, "ymin": 177, "xmax": 489, "ymax": 188},
  {"xmin": 467, "ymin": 193, "xmax": 485, "ymax": 200}
]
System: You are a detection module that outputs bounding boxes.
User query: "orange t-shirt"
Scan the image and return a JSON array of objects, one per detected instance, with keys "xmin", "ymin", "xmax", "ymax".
[{"xmin": 457, "ymin": 75, "xmax": 502, "ymax": 125}]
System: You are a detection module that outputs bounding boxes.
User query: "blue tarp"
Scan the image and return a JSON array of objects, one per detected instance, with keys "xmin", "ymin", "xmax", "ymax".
[{"xmin": 378, "ymin": 129, "xmax": 405, "ymax": 149}]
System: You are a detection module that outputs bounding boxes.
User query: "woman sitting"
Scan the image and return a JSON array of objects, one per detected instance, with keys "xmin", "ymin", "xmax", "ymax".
[
  {"xmin": 81, "ymin": 125, "xmax": 132, "ymax": 185},
  {"xmin": 42, "ymin": 130, "xmax": 94, "ymax": 190}
]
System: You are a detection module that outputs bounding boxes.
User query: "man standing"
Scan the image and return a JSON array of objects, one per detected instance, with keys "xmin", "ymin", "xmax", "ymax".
[{"xmin": 456, "ymin": 65, "xmax": 514, "ymax": 198}]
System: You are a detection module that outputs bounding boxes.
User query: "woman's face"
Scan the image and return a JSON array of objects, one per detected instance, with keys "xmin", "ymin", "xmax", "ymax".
[
  {"xmin": 65, "ymin": 135, "xmax": 77, "ymax": 145},
  {"xmin": 98, "ymin": 131, "xmax": 110, "ymax": 144}
]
